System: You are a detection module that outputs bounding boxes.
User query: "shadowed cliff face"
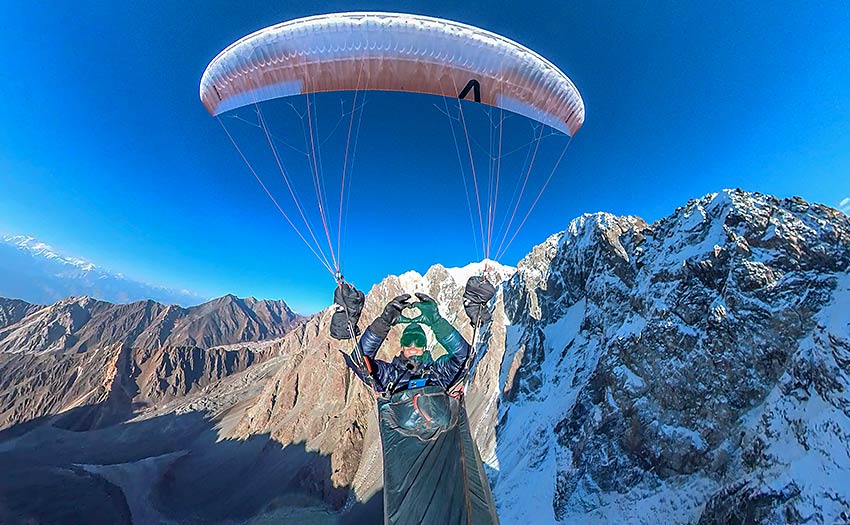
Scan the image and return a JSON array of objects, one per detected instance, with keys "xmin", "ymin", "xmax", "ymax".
[{"xmin": 1, "ymin": 189, "xmax": 849, "ymax": 524}]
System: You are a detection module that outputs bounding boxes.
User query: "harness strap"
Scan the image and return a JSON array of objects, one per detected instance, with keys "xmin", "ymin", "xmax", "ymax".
[
  {"xmin": 447, "ymin": 317, "xmax": 484, "ymax": 394},
  {"xmin": 386, "ymin": 363, "xmax": 432, "ymax": 396},
  {"xmin": 337, "ymin": 278, "xmax": 382, "ymax": 396}
]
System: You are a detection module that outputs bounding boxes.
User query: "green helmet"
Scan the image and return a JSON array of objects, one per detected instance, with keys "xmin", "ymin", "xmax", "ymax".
[{"xmin": 400, "ymin": 323, "xmax": 427, "ymax": 349}]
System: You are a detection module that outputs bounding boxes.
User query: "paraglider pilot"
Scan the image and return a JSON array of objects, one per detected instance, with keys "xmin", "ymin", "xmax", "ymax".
[
  {"xmin": 330, "ymin": 276, "xmax": 495, "ymax": 396},
  {"xmin": 329, "ymin": 276, "xmax": 502, "ymax": 525}
]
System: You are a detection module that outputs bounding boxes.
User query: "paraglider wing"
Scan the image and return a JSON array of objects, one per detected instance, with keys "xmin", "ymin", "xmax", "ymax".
[{"xmin": 200, "ymin": 12, "xmax": 585, "ymax": 136}]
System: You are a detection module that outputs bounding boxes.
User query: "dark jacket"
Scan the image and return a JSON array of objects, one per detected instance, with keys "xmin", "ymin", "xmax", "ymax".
[{"xmin": 352, "ymin": 324, "xmax": 470, "ymax": 394}]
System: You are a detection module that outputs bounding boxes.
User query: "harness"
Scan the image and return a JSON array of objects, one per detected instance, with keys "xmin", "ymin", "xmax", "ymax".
[
  {"xmin": 336, "ymin": 278, "xmax": 490, "ymax": 401},
  {"xmin": 385, "ymin": 362, "xmax": 432, "ymax": 397}
]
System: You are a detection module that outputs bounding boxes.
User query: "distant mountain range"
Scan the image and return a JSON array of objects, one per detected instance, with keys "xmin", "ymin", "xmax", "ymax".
[
  {"xmin": 1, "ymin": 190, "xmax": 848, "ymax": 524},
  {"xmin": 0, "ymin": 235, "xmax": 206, "ymax": 306}
]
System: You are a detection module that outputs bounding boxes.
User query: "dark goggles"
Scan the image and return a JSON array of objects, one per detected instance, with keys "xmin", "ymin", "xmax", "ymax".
[{"xmin": 400, "ymin": 332, "xmax": 427, "ymax": 348}]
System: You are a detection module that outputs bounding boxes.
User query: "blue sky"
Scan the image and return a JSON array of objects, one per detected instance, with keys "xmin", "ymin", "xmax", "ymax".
[{"xmin": 1, "ymin": 1, "xmax": 849, "ymax": 313}]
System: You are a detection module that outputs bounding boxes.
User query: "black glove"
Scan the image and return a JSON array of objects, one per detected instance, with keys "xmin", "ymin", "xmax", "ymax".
[
  {"xmin": 368, "ymin": 294, "xmax": 412, "ymax": 338},
  {"xmin": 335, "ymin": 283, "xmax": 365, "ymax": 313},
  {"xmin": 463, "ymin": 275, "xmax": 495, "ymax": 326},
  {"xmin": 400, "ymin": 292, "xmax": 456, "ymax": 342},
  {"xmin": 330, "ymin": 283, "xmax": 365, "ymax": 340},
  {"xmin": 398, "ymin": 292, "xmax": 442, "ymax": 326}
]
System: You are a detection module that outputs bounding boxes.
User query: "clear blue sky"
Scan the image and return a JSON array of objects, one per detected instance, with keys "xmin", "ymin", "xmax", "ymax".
[{"xmin": 1, "ymin": 1, "xmax": 849, "ymax": 313}]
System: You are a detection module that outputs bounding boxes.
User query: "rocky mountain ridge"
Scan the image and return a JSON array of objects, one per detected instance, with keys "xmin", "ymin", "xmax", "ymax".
[
  {"xmin": 0, "ymin": 293, "xmax": 299, "ymax": 354},
  {"xmin": 0, "ymin": 294, "xmax": 301, "ymax": 431}
]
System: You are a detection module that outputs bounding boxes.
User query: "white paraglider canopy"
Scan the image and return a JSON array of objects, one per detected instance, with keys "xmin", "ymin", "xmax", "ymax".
[
  {"xmin": 200, "ymin": 12, "xmax": 584, "ymax": 136},
  {"xmin": 200, "ymin": 12, "xmax": 586, "ymax": 276}
]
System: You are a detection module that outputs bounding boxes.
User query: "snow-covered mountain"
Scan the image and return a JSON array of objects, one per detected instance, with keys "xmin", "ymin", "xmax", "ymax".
[
  {"xmin": 493, "ymin": 189, "xmax": 850, "ymax": 524},
  {"xmin": 0, "ymin": 235, "xmax": 205, "ymax": 306},
  {"xmin": 0, "ymin": 189, "xmax": 848, "ymax": 524}
]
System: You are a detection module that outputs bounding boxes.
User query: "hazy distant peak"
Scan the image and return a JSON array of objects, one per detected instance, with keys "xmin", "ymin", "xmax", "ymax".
[
  {"xmin": 2, "ymin": 234, "xmax": 98, "ymax": 272},
  {"xmin": 0, "ymin": 234, "xmax": 207, "ymax": 307}
]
